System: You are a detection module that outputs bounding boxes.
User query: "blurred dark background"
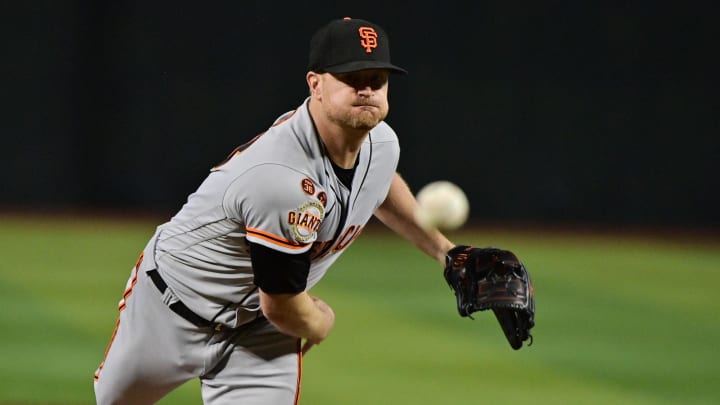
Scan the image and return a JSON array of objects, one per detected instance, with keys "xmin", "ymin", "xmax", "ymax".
[{"xmin": 2, "ymin": 1, "xmax": 718, "ymax": 228}]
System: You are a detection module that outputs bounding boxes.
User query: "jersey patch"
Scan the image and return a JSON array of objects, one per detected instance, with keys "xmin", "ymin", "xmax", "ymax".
[
  {"xmin": 317, "ymin": 191, "xmax": 327, "ymax": 207},
  {"xmin": 301, "ymin": 178, "xmax": 315, "ymax": 195},
  {"xmin": 288, "ymin": 201, "xmax": 325, "ymax": 243}
]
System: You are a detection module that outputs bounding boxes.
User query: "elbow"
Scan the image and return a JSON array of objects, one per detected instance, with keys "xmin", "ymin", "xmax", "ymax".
[
  {"xmin": 261, "ymin": 305, "xmax": 289, "ymax": 326},
  {"xmin": 258, "ymin": 289, "xmax": 332, "ymax": 343},
  {"xmin": 258, "ymin": 290, "xmax": 311, "ymax": 337},
  {"xmin": 261, "ymin": 303, "xmax": 297, "ymax": 338}
]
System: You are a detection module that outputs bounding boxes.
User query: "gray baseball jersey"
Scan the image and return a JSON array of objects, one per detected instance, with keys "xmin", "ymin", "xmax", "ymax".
[
  {"xmin": 94, "ymin": 97, "xmax": 400, "ymax": 404},
  {"xmin": 152, "ymin": 96, "xmax": 399, "ymax": 326}
]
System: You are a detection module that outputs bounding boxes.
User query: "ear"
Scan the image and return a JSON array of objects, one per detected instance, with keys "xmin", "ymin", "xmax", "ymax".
[{"xmin": 306, "ymin": 71, "xmax": 321, "ymax": 98}]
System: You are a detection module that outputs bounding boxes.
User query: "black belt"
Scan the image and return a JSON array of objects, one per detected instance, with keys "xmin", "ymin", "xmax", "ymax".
[{"xmin": 146, "ymin": 269, "xmax": 262, "ymax": 333}]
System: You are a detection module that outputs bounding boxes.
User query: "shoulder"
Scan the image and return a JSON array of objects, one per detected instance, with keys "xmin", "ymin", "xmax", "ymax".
[
  {"xmin": 370, "ymin": 121, "xmax": 399, "ymax": 142},
  {"xmin": 366, "ymin": 122, "xmax": 401, "ymax": 164},
  {"xmin": 224, "ymin": 163, "xmax": 320, "ymax": 206},
  {"xmin": 229, "ymin": 165, "xmax": 326, "ymax": 252}
]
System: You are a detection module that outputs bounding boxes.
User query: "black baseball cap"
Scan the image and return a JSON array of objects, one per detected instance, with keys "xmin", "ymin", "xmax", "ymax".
[{"xmin": 308, "ymin": 17, "xmax": 407, "ymax": 74}]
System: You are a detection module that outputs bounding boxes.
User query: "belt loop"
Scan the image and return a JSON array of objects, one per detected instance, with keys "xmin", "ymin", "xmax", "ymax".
[{"xmin": 147, "ymin": 269, "xmax": 212, "ymax": 329}]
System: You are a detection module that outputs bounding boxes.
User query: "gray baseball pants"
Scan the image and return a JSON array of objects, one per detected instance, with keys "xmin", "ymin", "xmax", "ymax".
[{"xmin": 94, "ymin": 262, "xmax": 302, "ymax": 404}]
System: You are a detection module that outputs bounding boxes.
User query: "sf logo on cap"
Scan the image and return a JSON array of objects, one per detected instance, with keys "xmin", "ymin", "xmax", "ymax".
[{"xmin": 358, "ymin": 27, "xmax": 378, "ymax": 53}]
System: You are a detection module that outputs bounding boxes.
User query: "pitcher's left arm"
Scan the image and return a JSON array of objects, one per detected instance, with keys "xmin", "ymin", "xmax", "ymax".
[{"xmin": 374, "ymin": 173, "xmax": 455, "ymax": 267}]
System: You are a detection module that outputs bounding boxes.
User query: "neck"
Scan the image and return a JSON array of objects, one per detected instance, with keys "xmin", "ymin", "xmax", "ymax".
[{"xmin": 309, "ymin": 100, "xmax": 368, "ymax": 169}]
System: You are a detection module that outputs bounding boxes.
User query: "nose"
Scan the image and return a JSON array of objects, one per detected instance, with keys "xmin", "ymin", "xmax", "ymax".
[{"xmin": 356, "ymin": 85, "xmax": 373, "ymax": 96}]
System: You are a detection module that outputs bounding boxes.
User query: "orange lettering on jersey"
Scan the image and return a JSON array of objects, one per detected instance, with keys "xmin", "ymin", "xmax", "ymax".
[
  {"xmin": 306, "ymin": 215, "xmax": 321, "ymax": 230},
  {"xmin": 358, "ymin": 27, "xmax": 378, "ymax": 53},
  {"xmin": 309, "ymin": 240, "xmax": 334, "ymax": 260},
  {"xmin": 298, "ymin": 213, "xmax": 320, "ymax": 229},
  {"xmin": 288, "ymin": 201, "xmax": 325, "ymax": 243},
  {"xmin": 333, "ymin": 225, "xmax": 364, "ymax": 252},
  {"xmin": 298, "ymin": 214, "xmax": 308, "ymax": 227}
]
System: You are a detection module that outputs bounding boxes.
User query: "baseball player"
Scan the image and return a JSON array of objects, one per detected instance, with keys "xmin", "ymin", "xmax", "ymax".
[{"xmin": 94, "ymin": 17, "xmax": 455, "ymax": 404}]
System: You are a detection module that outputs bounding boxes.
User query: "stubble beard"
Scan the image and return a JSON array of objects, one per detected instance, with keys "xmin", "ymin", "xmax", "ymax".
[
  {"xmin": 348, "ymin": 113, "xmax": 380, "ymax": 131},
  {"xmin": 334, "ymin": 105, "xmax": 388, "ymax": 132}
]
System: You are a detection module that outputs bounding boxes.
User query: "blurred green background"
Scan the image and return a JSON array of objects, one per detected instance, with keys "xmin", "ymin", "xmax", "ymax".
[
  {"xmin": 3, "ymin": 2, "xmax": 718, "ymax": 404},
  {"xmin": 1, "ymin": 215, "xmax": 717, "ymax": 404}
]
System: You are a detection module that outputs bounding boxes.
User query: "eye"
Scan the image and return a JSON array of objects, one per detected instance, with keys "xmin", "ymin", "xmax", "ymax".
[
  {"xmin": 369, "ymin": 73, "xmax": 388, "ymax": 89},
  {"xmin": 333, "ymin": 71, "xmax": 388, "ymax": 90}
]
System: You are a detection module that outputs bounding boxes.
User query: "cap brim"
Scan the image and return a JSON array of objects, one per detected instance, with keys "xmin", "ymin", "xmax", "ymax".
[{"xmin": 323, "ymin": 60, "xmax": 407, "ymax": 75}]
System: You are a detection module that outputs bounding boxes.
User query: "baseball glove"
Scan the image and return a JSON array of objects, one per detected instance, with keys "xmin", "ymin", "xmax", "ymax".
[{"xmin": 444, "ymin": 245, "xmax": 535, "ymax": 350}]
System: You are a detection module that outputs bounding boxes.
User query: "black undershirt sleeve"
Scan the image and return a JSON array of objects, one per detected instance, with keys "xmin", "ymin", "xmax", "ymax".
[{"xmin": 248, "ymin": 241, "xmax": 311, "ymax": 294}]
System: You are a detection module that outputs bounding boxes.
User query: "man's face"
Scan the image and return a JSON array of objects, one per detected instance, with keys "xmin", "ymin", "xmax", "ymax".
[{"xmin": 315, "ymin": 69, "xmax": 390, "ymax": 131}]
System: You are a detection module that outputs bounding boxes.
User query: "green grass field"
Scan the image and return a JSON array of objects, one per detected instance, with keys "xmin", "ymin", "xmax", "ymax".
[{"xmin": 0, "ymin": 215, "xmax": 718, "ymax": 404}]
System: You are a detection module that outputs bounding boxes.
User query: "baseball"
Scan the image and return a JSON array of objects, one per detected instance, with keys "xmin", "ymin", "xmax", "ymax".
[{"xmin": 414, "ymin": 181, "xmax": 470, "ymax": 231}]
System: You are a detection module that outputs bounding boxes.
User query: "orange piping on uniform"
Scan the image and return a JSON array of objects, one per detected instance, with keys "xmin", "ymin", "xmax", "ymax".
[
  {"xmin": 294, "ymin": 338, "xmax": 303, "ymax": 405},
  {"xmin": 211, "ymin": 133, "xmax": 264, "ymax": 171},
  {"xmin": 270, "ymin": 109, "xmax": 297, "ymax": 128},
  {"xmin": 212, "ymin": 109, "xmax": 298, "ymax": 171},
  {"xmin": 94, "ymin": 253, "xmax": 142, "ymax": 382},
  {"xmin": 246, "ymin": 227, "xmax": 309, "ymax": 250}
]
